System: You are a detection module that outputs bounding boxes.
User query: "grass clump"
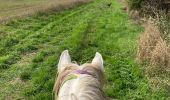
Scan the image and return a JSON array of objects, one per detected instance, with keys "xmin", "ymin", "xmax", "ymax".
[
  {"xmin": 20, "ymin": 71, "xmax": 31, "ymax": 81},
  {"xmin": 32, "ymin": 51, "xmax": 46, "ymax": 63},
  {"xmin": 3, "ymin": 37, "xmax": 19, "ymax": 47},
  {"xmin": 17, "ymin": 44, "xmax": 38, "ymax": 54},
  {"xmin": 0, "ymin": 55, "xmax": 18, "ymax": 69}
]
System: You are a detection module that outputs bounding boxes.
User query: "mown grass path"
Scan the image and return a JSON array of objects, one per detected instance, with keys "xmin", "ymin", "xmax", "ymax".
[{"xmin": 0, "ymin": 0, "xmax": 168, "ymax": 100}]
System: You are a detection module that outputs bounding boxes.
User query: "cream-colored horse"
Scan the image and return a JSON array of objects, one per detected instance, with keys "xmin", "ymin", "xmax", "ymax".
[{"xmin": 53, "ymin": 50, "xmax": 107, "ymax": 100}]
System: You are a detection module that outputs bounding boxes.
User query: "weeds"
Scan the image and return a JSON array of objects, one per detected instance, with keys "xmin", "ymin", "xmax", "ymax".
[
  {"xmin": 151, "ymin": 39, "xmax": 170, "ymax": 68},
  {"xmin": 157, "ymin": 12, "xmax": 170, "ymax": 42},
  {"xmin": 138, "ymin": 21, "xmax": 170, "ymax": 95},
  {"xmin": 138, "ymin": 21, "xmax": 170, "ymax": 68}
]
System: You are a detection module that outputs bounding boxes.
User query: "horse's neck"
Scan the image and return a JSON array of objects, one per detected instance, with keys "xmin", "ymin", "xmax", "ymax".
[{"xmin": 58, "ymin": 75, "xmax": 104, "ymax": 100}]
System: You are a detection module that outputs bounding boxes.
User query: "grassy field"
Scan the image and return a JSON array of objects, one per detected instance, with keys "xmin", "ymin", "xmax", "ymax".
[{"xmin": 0, "ymin": 0, "xmax": 169, "ymax": 99}]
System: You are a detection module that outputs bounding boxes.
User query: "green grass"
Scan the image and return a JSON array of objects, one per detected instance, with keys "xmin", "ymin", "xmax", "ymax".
[{"xmin": 0, "ymin": 0, "xmax": 169, "ymax": 99}]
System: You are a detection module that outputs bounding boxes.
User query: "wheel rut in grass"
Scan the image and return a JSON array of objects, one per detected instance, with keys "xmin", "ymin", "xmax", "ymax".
[
  {"xmin": 0, "ymin": 2, "xmax": 97, "ymax": 99},
  {"xmin": 0, "ymin": 3, "xmax": 91, "ymax": 71}
]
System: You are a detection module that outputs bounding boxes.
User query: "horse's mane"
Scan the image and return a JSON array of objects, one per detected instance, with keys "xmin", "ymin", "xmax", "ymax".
[
  {"xmin": 53, "ymin": 63, "xmax": 107, "ymax": 100},
  {"xmin": 53, "ymin": 64, "xmax": 79, "ymax": 95}
]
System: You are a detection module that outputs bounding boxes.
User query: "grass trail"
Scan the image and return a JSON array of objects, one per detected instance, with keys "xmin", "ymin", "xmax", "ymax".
[{"xmin": 0, "ymin": 0, "xmax": 169, "ymax": 99}]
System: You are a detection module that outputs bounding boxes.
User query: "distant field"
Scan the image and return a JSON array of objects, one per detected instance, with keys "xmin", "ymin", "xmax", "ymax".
[
  {"xmin": 0, "ymin": 0, "xmax": 49, "ymax": 17},
  {"xmin": 0, "ymin": 0, "xmax": 88, "ymax": 23}
]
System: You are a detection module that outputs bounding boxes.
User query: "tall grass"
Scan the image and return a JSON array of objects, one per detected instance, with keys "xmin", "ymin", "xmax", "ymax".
[
  {"xmin": 127, "ymin": 0, "xmax": 170, "ymax": 94},
  {"xmin": 137, "ymin": 21, "xmax": 170, "ymax": 94},
  {"xmin": 138, "ymin": 21, "xmax": 170, "ymax": 68}
]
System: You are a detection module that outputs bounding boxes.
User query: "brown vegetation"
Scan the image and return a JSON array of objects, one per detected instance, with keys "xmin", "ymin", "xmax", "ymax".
[
  {"xmin": 150, "ymin": 39, "xmax": 170, "ymax": 68},
  {"xmin": 126, "ymin": 0, "xmax": 170, "ymax": 95},
  {"xmin": 0, "ymin": 0, "xmax": 90, "ymax": 24},
  {"xmin": 141, "ymin": 0, "xmax": 170, "ymax": 15},
  {"xmin": 138, "ymin": 21, "xmax": 170, "ymax": 69},
  {"xmin": 137, "ymin": 21, "xmax": 170, "ymax": 90}
]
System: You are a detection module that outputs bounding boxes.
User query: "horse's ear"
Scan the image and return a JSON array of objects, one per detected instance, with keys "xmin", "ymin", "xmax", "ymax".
[
  {"xmin": 58, "ymin": 50, "xmax": 71, "ymax": 72},
  {"xmin": 92, "ymin": 52, "xmax": 104, "ymax": 71}
]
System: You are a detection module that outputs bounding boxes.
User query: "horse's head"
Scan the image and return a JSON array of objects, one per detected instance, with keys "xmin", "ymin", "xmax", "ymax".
[
  {"xmin": 54, "ymin": 50, "xmax": 105, "ymax": 100},
  {"xmin": 57, "ymin": 50, "xmax": 104, "ymax": 73}
]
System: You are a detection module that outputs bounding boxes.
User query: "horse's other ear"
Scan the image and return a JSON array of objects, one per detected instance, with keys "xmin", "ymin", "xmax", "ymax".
[
  {"xmin": 58, "ymin": 50, "xmax": 71, "ymax": 72},
  {"xmin": 92, "ymin": 52, "xmax": 104, "ymax": 71}
]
